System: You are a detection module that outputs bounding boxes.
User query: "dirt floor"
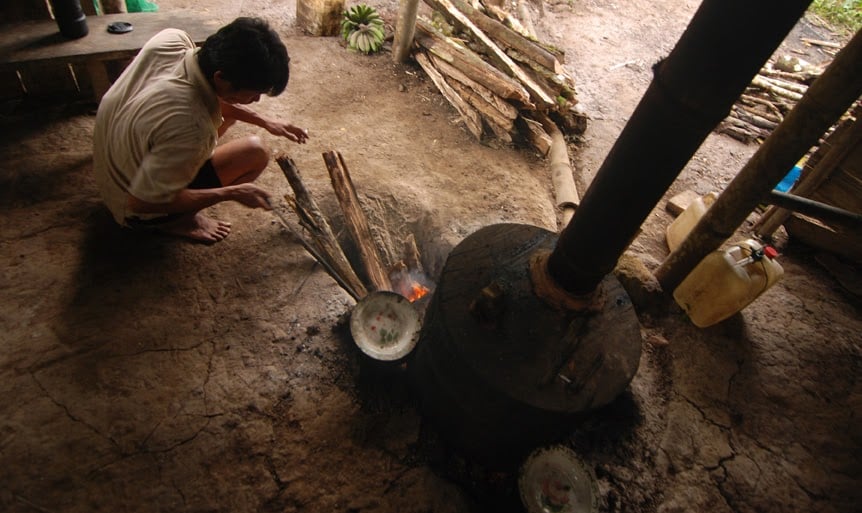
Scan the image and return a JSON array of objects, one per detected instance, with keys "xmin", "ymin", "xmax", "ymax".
[{"xmin": 1, "ymin": 1, "xmax": 860, "ymax": 512}]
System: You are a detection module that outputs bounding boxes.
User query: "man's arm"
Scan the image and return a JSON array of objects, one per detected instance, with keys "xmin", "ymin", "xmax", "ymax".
[
  {"xmin": 220, "ymin": 101, "xmax": 309, "ymax": 143},
  {"xmin": 127, "ymin": 182, "xmax": 271, "ymax": 214}
]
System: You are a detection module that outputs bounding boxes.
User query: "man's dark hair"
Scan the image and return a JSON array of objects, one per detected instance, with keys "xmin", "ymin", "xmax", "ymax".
[{"xmin": 198, "ymin": 17, "xmax": 290, "ymax": 96}]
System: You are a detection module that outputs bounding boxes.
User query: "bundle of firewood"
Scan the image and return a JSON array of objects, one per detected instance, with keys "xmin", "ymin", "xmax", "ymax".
[
  {"xmin": 274, "ymin": 152, "xmax": 431, "ymax": 302},
  {"xmin": 412, "ymin": 0, "xmax": 587, "ymax": 154},
  {"xmin": 718, "ymin": 54, "xmax": 823, "ymax": 144}
]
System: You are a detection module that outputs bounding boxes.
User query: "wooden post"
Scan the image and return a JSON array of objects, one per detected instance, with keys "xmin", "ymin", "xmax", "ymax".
[
  {"xmin": 655, "ymin": 28, "xmax": 862, "ymax": 293},
  {"xmin": 392, "ymin": 0, "xmax": 419, "ymax": 63}
]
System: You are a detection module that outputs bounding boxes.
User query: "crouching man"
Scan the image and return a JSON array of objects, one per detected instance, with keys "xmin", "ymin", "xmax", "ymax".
[{"xmin": 93, "ymin": 17, "xmax": 309, "ymax": 243}]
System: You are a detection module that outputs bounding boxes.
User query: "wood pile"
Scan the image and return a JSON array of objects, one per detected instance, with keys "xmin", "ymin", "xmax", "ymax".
[
  {"xmin": 411, "ymin": 0, "xmax": 587, "ymax": 154},
  {"xmin": 718, "ymin": 54, "xmax": 824, "ymax": 144}
]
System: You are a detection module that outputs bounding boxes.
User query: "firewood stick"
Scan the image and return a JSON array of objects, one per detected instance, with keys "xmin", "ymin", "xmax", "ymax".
[
  {"xmin": 751, "ymin": 75, "xmax": 804, "ymax": 102},
  {"xmin": 732, "ymin": 106, "xmax": 778, "ymax": 130},
  {"xmin": 517, "ymin": 115, "xmax": 551, "ymax": 156},
  {"xmin": 759, "ymin": 66, "xmax": 819, "ymax": 84},
  {"xmin": 427, "ymin": 52, "xmax": 519, "ymax": 120},
  {"xmin": 415, "ymin": 51, "xmax": 484, "ymax": 139},
  {"xmin": 276, "ymin": 155, "xmax": 368, "ymax": 300},
  {"xmin": 737, "ymin": 104, "xmax": 782, "ymax": 125},
  {"xmin": 740, "ymin": 93, "xmax": 784, "ymax": 120},
  {"xmin": 449, "ymin": 79, "xmax": 516, "ymax": 131},
  {"xmin": 322, "ymin": 151, "xmax": 394, "ymax": 293},
  {"xmin": 428, "ymin": 0, "xmax": 562, "ymax": 73},
  {"xmin": 425, "ymin": 0, "xmax": 557, "ymax": 108},
  {"xmin": 415, "ymin": 19, "xmax": 534, "ymax": 107},
  {"xmin": 269, "ymin": 200, "xmax": 362, "ymax": 301},
  {"xmin": 516, "ymin": 0, "xmax": 538, "ymax": 40},
  {"xmin": 759, "ymin": 74, "xmax": 808, "ymax": 94},
  {"xmin": 801, "ymin": 37, "xmax": 842, "ymax": 49}
]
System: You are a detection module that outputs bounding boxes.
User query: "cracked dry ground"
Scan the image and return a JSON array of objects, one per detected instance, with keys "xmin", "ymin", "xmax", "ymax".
[{"xmin": 1, "ymin": 1, "xmax": 861, "ymax": 512}]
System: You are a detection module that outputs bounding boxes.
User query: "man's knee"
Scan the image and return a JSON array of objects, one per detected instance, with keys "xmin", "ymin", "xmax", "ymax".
[{"xmin": 245, "ymin": 135, "xmax": 270, "ymax": 170}]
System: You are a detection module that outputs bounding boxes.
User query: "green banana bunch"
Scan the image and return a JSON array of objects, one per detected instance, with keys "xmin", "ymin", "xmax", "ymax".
[{"xmin": 341, "ymin": 4, "xmax": 385, "ymax": 54}]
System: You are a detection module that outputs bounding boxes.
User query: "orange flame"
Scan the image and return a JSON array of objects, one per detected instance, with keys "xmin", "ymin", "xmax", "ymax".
[{"xmin": 406, "ymin": 282, "xmax": 430, "ymax": 302}]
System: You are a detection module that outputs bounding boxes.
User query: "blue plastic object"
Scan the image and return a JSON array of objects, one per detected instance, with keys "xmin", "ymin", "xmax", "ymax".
[{"xmin": 775, "ymin": 164, "xmax": 802, "ymax": 193}]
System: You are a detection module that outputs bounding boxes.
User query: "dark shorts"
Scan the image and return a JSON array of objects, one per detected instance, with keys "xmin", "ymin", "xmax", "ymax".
[{"xmin": 126, "ymin": 159, "xmax": 222, "ymax": 228}]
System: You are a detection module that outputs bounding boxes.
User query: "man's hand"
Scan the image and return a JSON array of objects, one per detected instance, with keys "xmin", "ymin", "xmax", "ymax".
[
  {"xmin": 220, "ymin": 101, "xmax": 309, "ymax": 144},
  {"xmin": 263, "ymin": 120, "xmax": 309, "ymax": 144},
  {"xmin": 229, "ymin": 183, "xmax": 272, "ymax": 209}
]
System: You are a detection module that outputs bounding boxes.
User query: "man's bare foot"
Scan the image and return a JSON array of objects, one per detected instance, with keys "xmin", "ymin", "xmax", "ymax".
[{"xmin": 159, "ymin": 212, "xmax": 232, "ymax": 243}]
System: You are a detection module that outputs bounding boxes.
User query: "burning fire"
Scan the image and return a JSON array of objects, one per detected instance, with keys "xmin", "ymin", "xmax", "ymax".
[
  {"xmin": 391, "ymin": 267, "xmax": 432, "ymax": 303},
  {"xmin": 405, "ymin": 282, "xmax": 430, "ymax": 302}
]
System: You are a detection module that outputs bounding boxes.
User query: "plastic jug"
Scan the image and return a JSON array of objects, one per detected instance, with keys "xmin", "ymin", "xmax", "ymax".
[
  {"xmin": 666, "ymin": 192, "xmax": 717, "ymax": 252},
  {"xmin": 673, "ymin": 239, "xmax": 784, "ymax": 327}
]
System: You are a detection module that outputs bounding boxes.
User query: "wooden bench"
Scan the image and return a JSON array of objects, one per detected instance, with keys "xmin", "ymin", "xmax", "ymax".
[{"xmin": 0, "ymin": 12, "xmax": 222, "ymax": 101}]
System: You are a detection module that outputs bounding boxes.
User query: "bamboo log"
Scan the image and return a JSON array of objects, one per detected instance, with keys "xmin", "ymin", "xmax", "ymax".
[
  {"xmin": 322, "ymin": 151, "xmax": 394, "ymax": 292},
  {"xmin": 427, "ymin": 52, "xmax": 519, "ymax": 120},
  {"xmin": 415, "ymin": 19, "xmax": 534, "ymax": 107},
  {"xmin": 415, "ymin": 51, "xmax": 484, "ymax": 139},
  {"xmin": 535, "ymin": 112, "xmax": 579, "ymax": 226},
  {"xmin": 424, "ymin": 0, "xmax": 558, "ymax": 108},
  {"xmin": 276, "ymin": 155, "xmax": 368, "ymax": 300}
]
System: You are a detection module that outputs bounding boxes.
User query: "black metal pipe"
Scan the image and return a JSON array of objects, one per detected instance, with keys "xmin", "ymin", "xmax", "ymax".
[
  {"xmin": 546, "ymin": 0, "xmax": 812, "ymax": 295},
  {"xmin": 766, "ymin": 190, "xmax": 862, "ymax": 228}
]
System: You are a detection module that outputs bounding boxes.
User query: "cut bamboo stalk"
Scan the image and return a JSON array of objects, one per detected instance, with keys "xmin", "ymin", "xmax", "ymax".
[
  {"xmin": 535, "ymin": 112, "xmax": 579, "ymax": 226},
  {"xmin": 322, "ymin": 151, "xmax": 394, "ymax": 293}
]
